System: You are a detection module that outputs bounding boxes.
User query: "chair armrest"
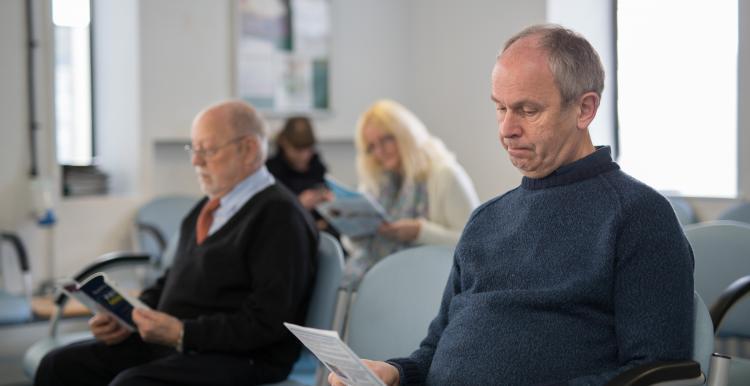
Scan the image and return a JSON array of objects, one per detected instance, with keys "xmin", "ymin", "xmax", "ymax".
[
  {"xmin": 710, "ymin": 275, "xmax": 750, "ymax": 333},
  {"xmin": 53, "ymin": 252, "xmax": 151, "ymax": 307},
  {"xmin": 605, "ymin": 361, "xmax": 702, "ymax": 386},
  {"xmin": 1, "ymin": 232, "xmax": 30, "ymax": 273}
]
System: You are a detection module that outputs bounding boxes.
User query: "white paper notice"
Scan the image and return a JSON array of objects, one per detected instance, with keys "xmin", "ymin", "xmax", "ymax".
[{"xmin": 284, "ymin": 323, "xmax": 386, "ymax": 386}]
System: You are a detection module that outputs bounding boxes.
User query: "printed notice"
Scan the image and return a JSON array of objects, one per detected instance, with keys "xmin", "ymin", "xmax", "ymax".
[{"xmin": 284, "ymin": 323, "xmax": 385, "ymax": 386}]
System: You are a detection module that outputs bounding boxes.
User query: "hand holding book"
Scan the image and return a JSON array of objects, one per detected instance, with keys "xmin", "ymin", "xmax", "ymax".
[
  {"xmin": 60, "ymin": 272, "xmax": 149, "ymax": 332},
  {"xmin": 90, "ymin": 313, "xmax": 132, "ymax": 345},
  {"xmin": 61, "ymin": 272, "xmax": 184, "ymax": 348},
  {"xmin": 132, "ymin": 307, "xmax": 184, "ymax": 349},
  {"xmin": 377, "ymin": 218, "xmax": 421, "ymax": 242}
]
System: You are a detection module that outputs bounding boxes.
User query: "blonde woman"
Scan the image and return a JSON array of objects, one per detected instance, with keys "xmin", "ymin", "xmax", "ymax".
[{"xmin": 346, "ymin": 99, "xmax": 480, "ymax": 280}]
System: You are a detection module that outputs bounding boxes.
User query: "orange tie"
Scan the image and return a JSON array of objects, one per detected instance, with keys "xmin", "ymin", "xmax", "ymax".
[{"xmin": 196, "ymin": 198, "xmax": 221, "ymax": 245}]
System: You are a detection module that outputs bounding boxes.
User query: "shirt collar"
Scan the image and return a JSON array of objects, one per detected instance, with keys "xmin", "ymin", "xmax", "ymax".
[
  {"xmin": 216, "ymin": 165, "xmax": 276, "ymax": 215},
  {"xmin": 521, "ymin": 146, "xmax": 620, "ymax": 190}
]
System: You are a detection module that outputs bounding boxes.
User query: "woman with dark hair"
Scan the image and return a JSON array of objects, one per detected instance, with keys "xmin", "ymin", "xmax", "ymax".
[{"xmin": 266, "ymin": 116, "xmax": 336, "ymax": 233}]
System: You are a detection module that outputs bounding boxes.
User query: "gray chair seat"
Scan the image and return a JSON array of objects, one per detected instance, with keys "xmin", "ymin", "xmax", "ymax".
[{"xmin": 0, "ymin": 292, "xmax": 32, "ymax": 324}]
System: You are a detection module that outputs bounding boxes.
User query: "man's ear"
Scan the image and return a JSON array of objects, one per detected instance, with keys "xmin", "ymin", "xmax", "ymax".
[
  {"xmin": 577, "ymin": 92, "xmax": 600, "ymax": 130},
  {"xmin": 242, "ymin": 136, "xmax": 260, "ymax": 166}
]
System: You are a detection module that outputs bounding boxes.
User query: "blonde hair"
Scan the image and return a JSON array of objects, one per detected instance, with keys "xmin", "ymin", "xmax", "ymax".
[{"xmin": 355, "ymin": 99, "xmax": 454, "ymax": 193}]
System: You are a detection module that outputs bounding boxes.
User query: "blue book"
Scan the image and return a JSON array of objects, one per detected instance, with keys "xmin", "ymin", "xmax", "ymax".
[{"xmin": 60, "ymin": 272, "xmax": 149, "ymax": 331}]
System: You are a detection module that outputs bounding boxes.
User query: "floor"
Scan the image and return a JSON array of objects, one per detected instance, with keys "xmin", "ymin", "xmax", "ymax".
[{"xmin": 0, "ymin": 318, "xmax": 89, "ymax": 386}]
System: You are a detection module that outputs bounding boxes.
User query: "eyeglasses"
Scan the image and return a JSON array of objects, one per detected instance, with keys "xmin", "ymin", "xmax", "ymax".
[
  {"xmin": 365, "ymin": 134, "xmax": 396, "ymax": 155},
  {"xmin": 184, "ymin": 135, "xmax": 249, "ymax": 159}
]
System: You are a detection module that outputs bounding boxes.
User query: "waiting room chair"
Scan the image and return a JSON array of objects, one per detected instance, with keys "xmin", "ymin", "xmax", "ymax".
[
  {"xmin": 718, "ymin": 202, "xmax": 750, "ymax": 225},
  {"xmin": 684, "ymin": 220, "xmax": 750, "ymax": 385},
  {"xmin": 342, "ymin": 246, "xmax": 713, "ymax": 386},
  {"xmin": 344, "ymin": 245, "xmax": 455, "ymax": 360},
  {"xmin": 263, "ymin": 232, "xmax": 345, "ymax": 386},
  {"xmin": 0, "ymin": 232, "xmax": 33, "ymax": 324},
  {"xmin": 685, "ymin": 221, "xmax": 750, "ymax": 342},
  {"xmin": 135, "ymin": 195, "xmax": 198, "ymax": 264}
]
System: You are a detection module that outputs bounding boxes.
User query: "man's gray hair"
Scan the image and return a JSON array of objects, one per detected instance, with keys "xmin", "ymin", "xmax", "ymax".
[
  {"xmin": 503, "ymin": 24, "xmax": 604, "ymax": 106},
  {"xmin": 225, "ymin": 100, "xmax": 269, "ymax": 162}
]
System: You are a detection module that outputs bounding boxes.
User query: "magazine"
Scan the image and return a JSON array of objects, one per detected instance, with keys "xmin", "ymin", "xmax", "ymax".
[
  {"xmin": 59, "ymin": 272, "xmax": 149, "ymax": 331},
  {"xmin": 316, "ymin": 178, "xmax": 391, "ymax": 238},
  {"xmin": 284, "ymin": 323, "xmax": 386, "ymax": 386}
]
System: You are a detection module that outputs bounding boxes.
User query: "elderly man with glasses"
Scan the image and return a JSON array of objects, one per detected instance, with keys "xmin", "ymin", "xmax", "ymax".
[{"xmin": 35, "ymin": 100, "xmax": 319, "ymax": 386}]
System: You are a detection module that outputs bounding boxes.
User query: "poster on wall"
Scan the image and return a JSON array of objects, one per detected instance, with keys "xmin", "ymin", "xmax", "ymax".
[{"xmin": 236, "ymin": 0, "xmax": 330, "ymax": 115}]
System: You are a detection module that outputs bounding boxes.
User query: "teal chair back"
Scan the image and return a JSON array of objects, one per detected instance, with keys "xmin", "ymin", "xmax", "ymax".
[
  {"xmin": 685, "ymin": 220, "xmax": 750, "ymax": 337},
  {"xmin": 264, "ymin": 232, "xmax": 346, "ymax": 386},
  {"xmin": 694, "ymin": 292, "xmax": 715, "ymax": 378},
  {"xmin": 136, "ymin": 195, "xmax": 199, "ymax": 262},
  {"xmin": 345, "ymin": 245, "xmax": 455, "ymax": 360},
  {"xmin": 302, "ymin": 232, "xmax": 346, "ymax": 331}
]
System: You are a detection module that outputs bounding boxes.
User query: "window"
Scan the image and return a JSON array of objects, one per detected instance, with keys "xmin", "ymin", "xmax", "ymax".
[
  {"xmin": 617, "ymin": 0, "xmax": 738, "ymax": 197},
  {"xmin": 52, "ymin": 0, "xmax": 93, "ymax": 166}
]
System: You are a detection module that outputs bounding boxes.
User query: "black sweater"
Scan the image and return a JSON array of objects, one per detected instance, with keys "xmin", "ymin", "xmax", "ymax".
[
  {"xmin": 139, "ymin": 183, "xmax": 318, "ymax": 373},
  {"xmin": 266, "ymin": 150, "xmax": 327, "ymax": 195}
]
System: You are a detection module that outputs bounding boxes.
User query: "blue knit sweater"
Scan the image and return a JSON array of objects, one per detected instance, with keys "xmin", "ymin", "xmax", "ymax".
[{"xmin": 389, "ymin": 147, "xmax": 694, "ymax": 385}]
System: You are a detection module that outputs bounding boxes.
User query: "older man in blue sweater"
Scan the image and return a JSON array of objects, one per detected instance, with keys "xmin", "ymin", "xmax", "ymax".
[{"xmin": 330, "ymin": 24, "xmax": 694, "ymax": 385}]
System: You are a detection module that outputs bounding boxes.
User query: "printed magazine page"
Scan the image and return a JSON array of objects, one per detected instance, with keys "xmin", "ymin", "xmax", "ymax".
[
  {"xmin": 284, "ymin": 323, "xmax": 385, "ymax": 386},
  {"xmin": 316, "ymin": 178, "xmax": 391, "ymax": 237}
]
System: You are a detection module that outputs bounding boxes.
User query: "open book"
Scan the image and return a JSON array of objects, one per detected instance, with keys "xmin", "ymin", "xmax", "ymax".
[
  {"xmin": 316, "ymin": 178, "xmax": 391, "ymax": 238},
  {"xmin": 284, "ymin": 323, "xmax": 386, "ymax": 386},
  {"xmin": 59, "ymin": 272, "xmax": 149, "ymax": 331}
]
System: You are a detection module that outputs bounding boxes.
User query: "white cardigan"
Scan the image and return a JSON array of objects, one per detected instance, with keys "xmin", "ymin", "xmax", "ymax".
[{"xmin": 414, "ymin": 159, "xmax": 480, "ymax": 245}]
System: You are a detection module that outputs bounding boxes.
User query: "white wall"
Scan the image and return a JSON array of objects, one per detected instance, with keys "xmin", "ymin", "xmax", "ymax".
[
  {"xmin": 739, "ymin": 0, "xmax": 750, "ymax": 200},
  {"xmin": 405, "ymin": 0, "xmax": 546, "ymax": 199},
  {"xmin": 148, "ymin": 0, "xmax": 413, "ymax": 195},
  {"xmin": 0, "ymin": 0, "xmax": 30, "ymax": 231},
  {"xmin": 0, "ymin": 0, "xmax": 66, "ymax": 287},
  {"xmin": 0, "ymin": 0, "xmax": 31, "ymax": 291}
]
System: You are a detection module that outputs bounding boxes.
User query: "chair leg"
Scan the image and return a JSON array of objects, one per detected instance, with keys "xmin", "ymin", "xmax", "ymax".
[
  {"xmin": 708, "ymin": 353, "xmax": 732, "ymax": 386},
  {"xmin": 313, "ymin": 366, "xmax": 329, "ymax": 386},
  {"xmin": 332, "ymin": 289, "xmax": 351, "ymax": 337}
]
